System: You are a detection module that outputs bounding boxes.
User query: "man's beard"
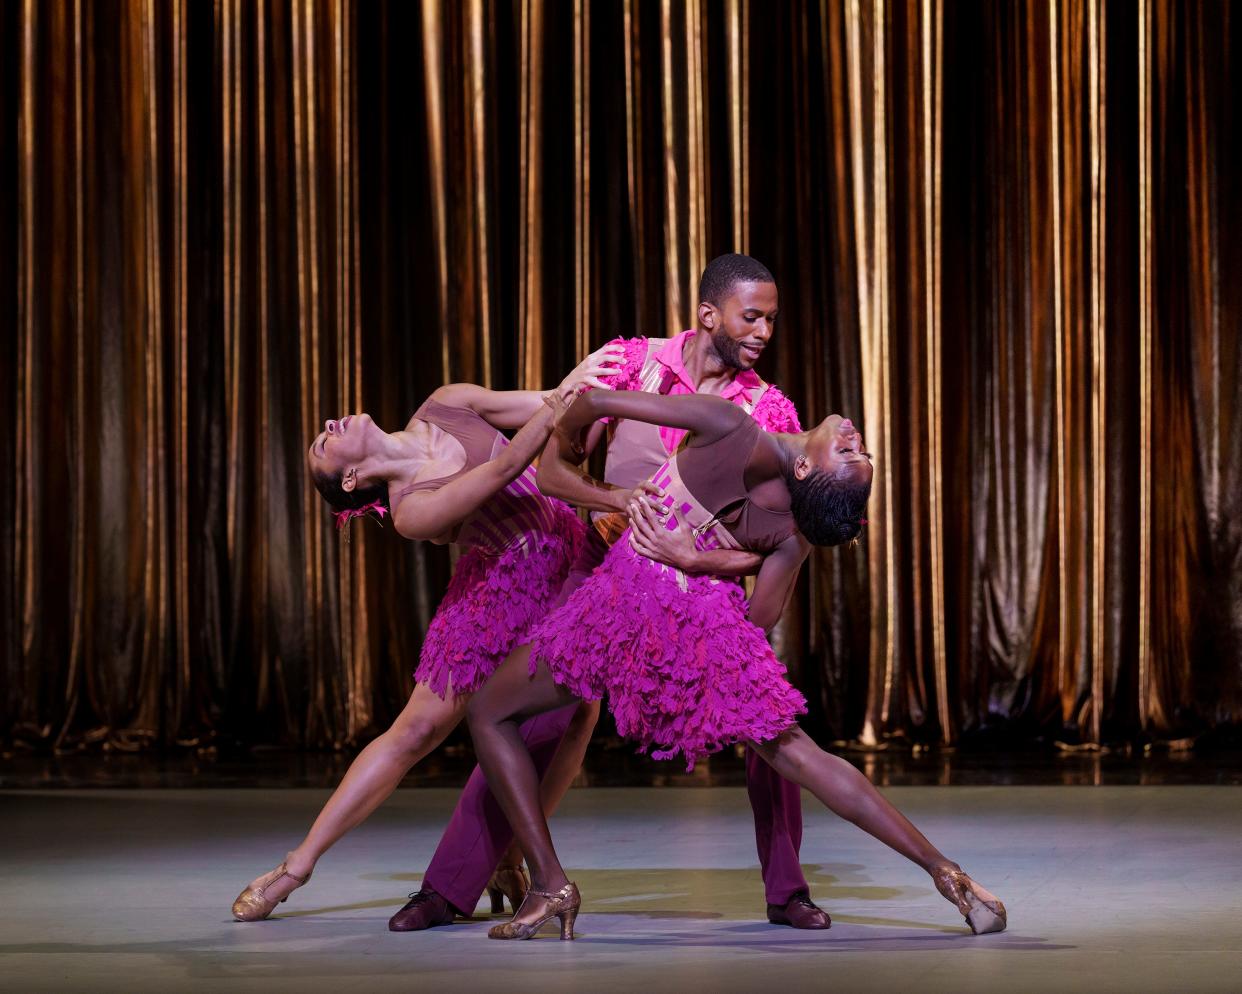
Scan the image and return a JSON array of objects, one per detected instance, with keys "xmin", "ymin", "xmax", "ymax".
[{"xmin": 710, "ymin": 328, "xmax": 749, "ymax": 370}]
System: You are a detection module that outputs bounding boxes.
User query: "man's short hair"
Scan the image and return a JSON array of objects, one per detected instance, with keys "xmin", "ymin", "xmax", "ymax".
[{"xmin": 698, "ymin": 253, "xmax": 775, "ymax": 308}]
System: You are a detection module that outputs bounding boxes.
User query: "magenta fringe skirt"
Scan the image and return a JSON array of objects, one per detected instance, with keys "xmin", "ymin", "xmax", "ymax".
[
  {"xmin": 529, "ymin": 536, "xmax": 807, "ymax": 770},
  {"xmin": 415, "ymin": 509, "xmax": 585, "ymax": 698}
]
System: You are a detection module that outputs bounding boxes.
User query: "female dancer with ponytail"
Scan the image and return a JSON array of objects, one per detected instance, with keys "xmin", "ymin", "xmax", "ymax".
[{"xmin": 230, "ymin": 346, "xmax": 622, "ymax": 922}]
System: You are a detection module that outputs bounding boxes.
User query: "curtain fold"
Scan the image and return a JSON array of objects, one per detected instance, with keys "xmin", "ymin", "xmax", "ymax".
[{"xmin": 3, "ymin": 0, "xmax": 1238, "ymax": 753}]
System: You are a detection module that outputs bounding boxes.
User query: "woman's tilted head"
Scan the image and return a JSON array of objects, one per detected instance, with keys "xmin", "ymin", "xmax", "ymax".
[
  {"xmin": 306, "ymin": 413, "xmax": 391, "ymax": 525},
  {"xmin": 782, "ymin": 415, "xmax": 873, "ymax": 547}
]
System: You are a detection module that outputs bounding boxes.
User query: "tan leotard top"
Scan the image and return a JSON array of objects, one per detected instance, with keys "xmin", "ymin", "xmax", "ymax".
[
  {"xmin": 674, "ymin": 415, "xmax": 797, "ymax": 554},
  {"xmin": 398, "ymin": 398, "xmax": 564, "ymax": 554},
  {"xmin": 401, "ymin": 399, "xmax": 504, "ymax": 493}
]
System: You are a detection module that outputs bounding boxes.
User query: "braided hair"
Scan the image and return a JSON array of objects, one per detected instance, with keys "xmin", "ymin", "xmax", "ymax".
[{"xmin": 781, "ymin": 462, "xmax": 871, "ymax": 547}]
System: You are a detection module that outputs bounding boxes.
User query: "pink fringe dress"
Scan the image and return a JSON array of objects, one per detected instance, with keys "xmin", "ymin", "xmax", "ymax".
[
  {"xmin": 401, "ymin": 398, "xmax": 584, "ymax": 698},
  {"xmin": 529, "ymin": 416, "xmax": 807, "ymax": 769}
]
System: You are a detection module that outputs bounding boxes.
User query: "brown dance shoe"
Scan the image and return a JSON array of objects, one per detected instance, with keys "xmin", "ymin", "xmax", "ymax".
[
  {"xmin": 388, "ymin": 887, "xmax": 458, "ymax": 932},
  {"xmin": 767, "ymin": 891, "xmax": 832, "ymax": 930},
  {"xmin": 487, "ymin": 882, "xmax": 580, "ymax": 940}
]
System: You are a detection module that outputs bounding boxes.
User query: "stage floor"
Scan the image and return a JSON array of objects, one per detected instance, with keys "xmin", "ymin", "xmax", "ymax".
[{"xmin": 2, "ymin": 786, "xmax": 1239, "ymax": 993}]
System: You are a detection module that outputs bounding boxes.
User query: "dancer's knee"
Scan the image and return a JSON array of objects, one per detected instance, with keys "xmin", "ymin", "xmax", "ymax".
[
  {"xmin": 466, "ymin": 686, "xmax": 509, "ymax": 732},
  {"xmin": 565, "ymin": 699, "xmax": 600, "ymax": 740},
  {"xmin": 388, "ymin": 714, "xmax": 445, "ymax": 761},
  {"xmin": 760, "ymin": 726, "xmax": 818, "ymax": 783}
]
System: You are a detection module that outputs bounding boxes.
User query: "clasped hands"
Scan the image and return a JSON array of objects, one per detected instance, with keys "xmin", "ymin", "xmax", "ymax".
[{"xmin": 623, "ymin": 482, "xmax": 699, "ymax": 572}]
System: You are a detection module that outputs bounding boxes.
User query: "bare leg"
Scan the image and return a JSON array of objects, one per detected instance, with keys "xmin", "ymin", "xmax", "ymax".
[
  {"xmin": 246, "ymin": 683, "xmax": 468, "ymax": 903},
  {"xmin": 749, "ymin": 727, "xmax": 1006, "ymax": 930},
  {"xmin": 748, "ymin": 727, "xmax": 948, "ymax": 870},
  {"xmin": 466, "ymin": 644, "xmax": 580, "ymax": 897},
  {"xmin": 493, "ymin": 699, "xmax": 601, "ymax": 870}
]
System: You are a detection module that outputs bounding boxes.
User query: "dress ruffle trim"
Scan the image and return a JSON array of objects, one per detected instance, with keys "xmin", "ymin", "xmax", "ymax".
[
  {"xmin": 530, "ymin": 539, "xmax": 806, "ymax": 770},
  {"xmin": 416, "ymin": 510, "xmax": 584, "ymax": 698}
]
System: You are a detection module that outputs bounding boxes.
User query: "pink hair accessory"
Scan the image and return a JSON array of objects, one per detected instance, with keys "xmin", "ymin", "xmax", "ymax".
[{"xmin": 334, "ymin": 499, "xmax": 389, "ymax": 531}]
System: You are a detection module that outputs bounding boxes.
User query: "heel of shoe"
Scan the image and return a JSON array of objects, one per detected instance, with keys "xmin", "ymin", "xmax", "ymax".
[
  {"xmin": 558, "ymin": 908, "xmax": 578, "ymax": 940},
  {"xmin": 487, "ymin": 886, "xmax": 505, "ymax": 915}
]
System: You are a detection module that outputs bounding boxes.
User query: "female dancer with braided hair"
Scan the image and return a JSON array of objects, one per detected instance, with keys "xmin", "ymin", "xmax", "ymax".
[
  {"xmin": 231, "ymin": 346, "xmax": 623, "ymax": 921},
  {"xmin": 466, "ymin": 389, "xmax": 1007, "ymax": 940}
]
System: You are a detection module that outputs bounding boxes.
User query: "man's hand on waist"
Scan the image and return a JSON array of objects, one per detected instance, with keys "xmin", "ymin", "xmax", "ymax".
[{"xmin": 627, "ymin": 497, "xmax": 701, "ymax": 572}]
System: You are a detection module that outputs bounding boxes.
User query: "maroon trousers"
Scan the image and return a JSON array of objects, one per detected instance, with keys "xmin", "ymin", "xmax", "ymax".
[{"xmin": 423, "ymin": 530, "xmax": 810, "ymax": 913}]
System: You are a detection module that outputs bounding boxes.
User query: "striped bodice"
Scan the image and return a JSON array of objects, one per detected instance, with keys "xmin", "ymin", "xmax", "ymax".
[{"xmin": 457, "ymin": 451, "xmax": 569, "ymax": 555}]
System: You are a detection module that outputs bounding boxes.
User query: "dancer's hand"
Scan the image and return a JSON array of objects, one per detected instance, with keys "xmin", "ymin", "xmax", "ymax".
[
  {"xmin": 621, "ymin": 480, "xmax": 667, "ymax": 516},
  {"xmin": 554, "ymin": 344, "xmax": 627, "ymax": 403},
  {"xmin": 628, "ymin": 496, "xmax": 701, "ymax": 572}
]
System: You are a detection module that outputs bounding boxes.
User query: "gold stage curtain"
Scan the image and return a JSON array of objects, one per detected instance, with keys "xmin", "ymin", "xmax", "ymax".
[{"xmin": 2, "ymin": 0, "xmax": 1238, "ymax": 752}]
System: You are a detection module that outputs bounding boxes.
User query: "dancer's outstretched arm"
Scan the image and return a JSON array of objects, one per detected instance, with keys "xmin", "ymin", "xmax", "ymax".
[
  {"xmin": 430, "ymin": 345, "xmax": 625, "ymax": 430},
  {"xmin": 534, "ymin": 422, "xmax": 631, "ymax": 514},
  {"xmin": 551, "ymin": 388, "xmax": 748, "ymax": 445}
]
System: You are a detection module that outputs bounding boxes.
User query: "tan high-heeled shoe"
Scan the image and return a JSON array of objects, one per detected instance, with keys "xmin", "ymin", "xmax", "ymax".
[
  {"xmin": 487, "ymin": 882, "xmax": 580, "ymax": 940},
  {"xmin": 486, "ymin": 863, "xmax": 531, "ymax": 915},
  {"xmin": 231, "ymin": 857, "xmax": 312, "ymax": 922},
  {"xmin": 932, "ymin": 865, "xmax": 1007, "ymax": 934}
]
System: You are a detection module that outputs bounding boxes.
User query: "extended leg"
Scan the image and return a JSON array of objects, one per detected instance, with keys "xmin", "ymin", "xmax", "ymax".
[
  {"xmin": 232, "ymin": 683, "xmax": 466, "ymax": 919},
  {"xmin": 749, "ymin": 727, "xmax": 1007, "ymax": 932},
  {"xmin": 488, "ymin": 697, "xmax": 602, "ymax": 864},
  {"xmin": 749, "ymin": 727, "xmax": 947, "ymax": 869},
  {"xmin": 289, "ymin": 685, "xmax": 466, "ymax": 866}
]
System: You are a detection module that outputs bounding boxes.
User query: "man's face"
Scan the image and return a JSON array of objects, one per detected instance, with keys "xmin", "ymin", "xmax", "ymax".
[{"xmin": 700, "ymin": 280, "xmax": 779, "ymax": 371}]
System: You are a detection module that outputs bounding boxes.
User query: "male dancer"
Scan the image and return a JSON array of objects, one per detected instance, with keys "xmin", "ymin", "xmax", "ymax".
[{"xmin": 392, "ymin": 253, "xmax": 830, "ymax": 931}]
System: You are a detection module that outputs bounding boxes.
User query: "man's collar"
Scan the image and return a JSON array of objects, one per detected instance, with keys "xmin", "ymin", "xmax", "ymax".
[{"xmin": 653, "ymin": 329, "xmax": 763, "ymax": 399}]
